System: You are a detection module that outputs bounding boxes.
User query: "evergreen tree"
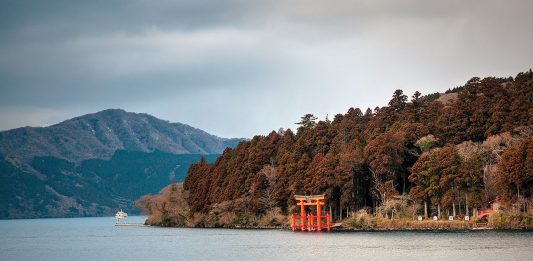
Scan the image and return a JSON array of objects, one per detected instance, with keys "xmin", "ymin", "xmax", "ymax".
[{"xmin": 295, "ymin": 114, "xmax": 318, "ymax": 128}]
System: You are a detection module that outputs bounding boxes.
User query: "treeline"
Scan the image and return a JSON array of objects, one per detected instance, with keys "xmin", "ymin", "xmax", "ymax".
[{"xmin": 138, "ymin": 70, "xmax": 533, "ymax": 226}]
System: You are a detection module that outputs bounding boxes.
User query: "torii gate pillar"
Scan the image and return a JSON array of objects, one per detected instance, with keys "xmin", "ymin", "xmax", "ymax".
[{"xmin": 291, "ymin": 194, "xmax": 330, "ymax": 232}]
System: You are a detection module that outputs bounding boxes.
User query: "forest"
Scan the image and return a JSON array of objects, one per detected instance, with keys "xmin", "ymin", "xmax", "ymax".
[{"xmin": 136, "ymin": 70, "xmax": 532, "ymax": 228}]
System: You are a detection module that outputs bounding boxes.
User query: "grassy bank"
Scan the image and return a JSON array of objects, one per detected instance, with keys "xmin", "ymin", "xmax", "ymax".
[
  {"xmin": 339, "ymin": 210, "xmax": 531, "ymax": 231},
  {"xmin": 489, "ymin": 212, "xmax": 532, "ymax": 229},
  {"xmin": 144, "ymin": 211, "xmax": 532, "ymax": 231}
]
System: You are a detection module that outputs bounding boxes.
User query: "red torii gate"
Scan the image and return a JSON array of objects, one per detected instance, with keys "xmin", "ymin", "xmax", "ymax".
[{"xmin": 291, "ymin": 194, "xmax": 331, "ymax": 232}]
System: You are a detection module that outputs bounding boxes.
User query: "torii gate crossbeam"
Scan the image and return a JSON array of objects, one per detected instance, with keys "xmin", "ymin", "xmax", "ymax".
[{"xmin": 291, "ymin": 194, "xmax": 331, "ymax": 232}]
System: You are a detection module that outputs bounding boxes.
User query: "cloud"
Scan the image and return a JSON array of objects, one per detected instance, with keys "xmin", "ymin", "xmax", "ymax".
[{"xmin": 0, "ymin": 0, "xmax": 532, "ymax": 137}]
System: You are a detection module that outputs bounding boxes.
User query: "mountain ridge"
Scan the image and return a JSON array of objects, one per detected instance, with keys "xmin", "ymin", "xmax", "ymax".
[{"xmin": 0, "ymin": 109, "xmax": 243, "ymax": 165}]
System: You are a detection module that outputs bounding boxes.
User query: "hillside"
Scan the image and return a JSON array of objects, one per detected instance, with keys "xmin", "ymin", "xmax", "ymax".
[
  {"xmin": 138, "ymin": 70, "xmax": 533, "ymax": 228},
  {"xmin": 0, "ymin": 150, "xmax": 219, "ymax": 219},
  {"xmin": 0, "ymin": 109, "xmax": 242, "ymax": 164},
  {"xmin": 0, "ymin": 109, "xmax": 244, "ymax": 219}
]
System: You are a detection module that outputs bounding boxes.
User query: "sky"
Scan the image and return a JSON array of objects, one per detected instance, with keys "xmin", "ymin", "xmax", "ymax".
[{"xmin": 1, "ymin": 0, "xmax": 532, "ymax": 138}]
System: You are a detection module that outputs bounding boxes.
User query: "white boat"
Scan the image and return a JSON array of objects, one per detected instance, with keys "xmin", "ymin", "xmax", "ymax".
[{"xmin": 115, "ymin": 209, "xmax": 128, "ymax": 222}]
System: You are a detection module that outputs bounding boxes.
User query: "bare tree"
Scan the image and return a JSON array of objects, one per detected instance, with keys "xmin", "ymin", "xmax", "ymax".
[
  {"xmin": 257, "ymin": 165, "xmax": 277, "ymax": 217},
  {"xmin": 369, "ymin": 167, "xmax": 396, "ymax": 207}
]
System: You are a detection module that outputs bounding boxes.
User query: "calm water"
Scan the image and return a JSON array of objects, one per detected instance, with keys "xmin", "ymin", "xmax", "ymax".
[{"xmin": 0, "ymin": 216, "xmax": 531, "ymax": 261}]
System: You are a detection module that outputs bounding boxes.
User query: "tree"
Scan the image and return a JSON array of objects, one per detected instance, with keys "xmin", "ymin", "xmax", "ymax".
[
  {"xmin": 416, "ymin": 135, "xmax": 438, "ymax": 153},
  {"xmin": 365, "ymin": 130, "xmax": 405, "ymax": 202},
  {"xmin": 296, "ymin": 114, "xmax": 318, "ymax": 128},
  {"xmin": 456, "ymin": 141, "xmax": 484, "ymax": 209},
  {"xmin": 253, "ymin": 165, "xmax": 278, "ymax": 216},
  {"xmin": 436, "ymin": 145, "xmax": 462, "ymax": 210},
  {"xmin": 409, "ymin": 91, "xmax": 424, "ymax": 122},
  {"xmin": 388, "ymin": 89, "xmax": 408, "ymax": 112},
  {"xmin": 495, "ymin": 137, "xmax": 533, "ymax": 202},
  {"xmin": 410, "ymin": 145, "xmax": 463, "ymax": 213},
  {"xmin": 409, "ymin": 149, "xmax": 443, "ymax": 208},
  {"xmin": 369, "ymin": 166, "xmax": 397, "ymax": 206},
  {"xmin": 135, "ymin": 183, "xmax": 191, "ymax": 226}
]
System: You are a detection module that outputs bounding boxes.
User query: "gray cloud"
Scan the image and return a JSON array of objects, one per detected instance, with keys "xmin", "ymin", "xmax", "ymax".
[{"xmin": 1, "ymin": 0, "xmax": 532, "ymax": 137}]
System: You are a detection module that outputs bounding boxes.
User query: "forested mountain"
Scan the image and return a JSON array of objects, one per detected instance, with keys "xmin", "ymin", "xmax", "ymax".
[
  {"xmin": 0, "ymin": 109, "xmax": 242, "ymax": 164},
  {"xmin": 138, "ymin": 70, "xmax": 533, "ymax": 227},
  {"xmin": 0, "ymin": 109, "xmax": 243, "ymax": 219},
  {"xmin": 0, "ymin": 151, "xmax": 219, "ymax": 219}
]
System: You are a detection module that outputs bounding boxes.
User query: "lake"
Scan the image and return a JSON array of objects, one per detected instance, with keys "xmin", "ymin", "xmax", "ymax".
[{"xmin": 0, "ymin": 216, "xmax": 531, "ymax": 260}]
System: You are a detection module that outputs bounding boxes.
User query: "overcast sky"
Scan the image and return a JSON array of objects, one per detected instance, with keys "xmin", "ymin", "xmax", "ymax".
[{"xmin": 1, "ymin": 0, "xmax": 532, "ymax": 138}]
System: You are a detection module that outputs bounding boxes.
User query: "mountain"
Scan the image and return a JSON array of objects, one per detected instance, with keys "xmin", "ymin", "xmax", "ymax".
[
  {"xmin": 0, "ymin": 109, "xmax": 242, "ymax": 165},
  {"xmin": 0, "ymin": 150, "xmax": 219, "ymax": 219},
  {"xmin": 0, "ymin": 109, "xmax": 244, "ymax": 219}
]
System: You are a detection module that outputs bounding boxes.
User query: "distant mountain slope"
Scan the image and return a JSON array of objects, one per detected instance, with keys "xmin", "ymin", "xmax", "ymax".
[
  {"xmin": 0, "ymin": 109, "xmax": 243, "ymax": 164},
  {"xmin": 0, "ymin": 109, "xmax": 243, "ymax": 219},
  {"xmin": 0, "ymin": 150, "xmax": 219, "ymax": 219}
]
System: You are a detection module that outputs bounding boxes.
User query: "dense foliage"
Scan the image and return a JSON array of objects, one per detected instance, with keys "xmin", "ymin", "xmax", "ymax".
[
  {"xmin": 141, "ymin": 71, "xmax": 533, "ymax": 226},
  {"xmin": 0, "ymin": 150, "xmax": 218, "ymax": 219}
]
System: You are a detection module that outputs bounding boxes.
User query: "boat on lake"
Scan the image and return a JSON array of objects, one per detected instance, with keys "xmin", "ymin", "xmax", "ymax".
[{"xmin": 115, "ymin": 209, "xmax": 128, "ymax": 222}]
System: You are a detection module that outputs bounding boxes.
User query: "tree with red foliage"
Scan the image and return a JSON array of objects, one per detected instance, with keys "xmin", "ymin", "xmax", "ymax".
[{"xmin": 496, "ymin": 137, "xmax": 533, "ymax": 202}]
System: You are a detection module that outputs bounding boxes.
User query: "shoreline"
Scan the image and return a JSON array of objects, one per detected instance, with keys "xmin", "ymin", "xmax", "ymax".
[{"xmin": 144, "ymin": 223, "xmax": 533, "ymax": 232}]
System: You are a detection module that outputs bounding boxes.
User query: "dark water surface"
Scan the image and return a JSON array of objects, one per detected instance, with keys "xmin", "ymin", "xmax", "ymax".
[{"xmin": 1, "ymin": 216, "xmax": 531, "ymax": 260}]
